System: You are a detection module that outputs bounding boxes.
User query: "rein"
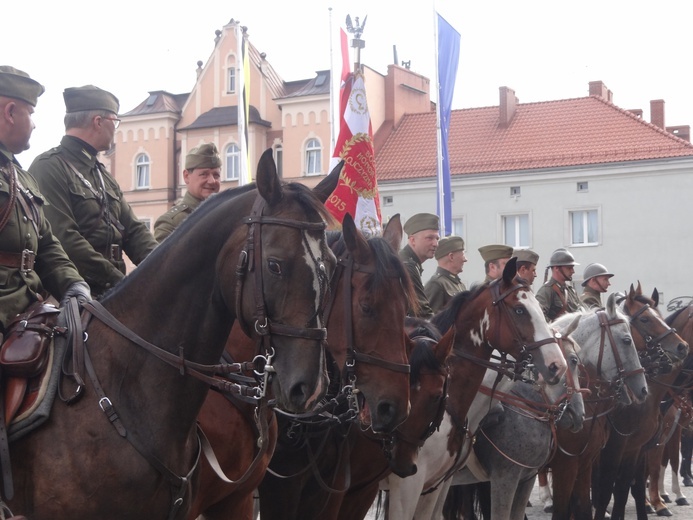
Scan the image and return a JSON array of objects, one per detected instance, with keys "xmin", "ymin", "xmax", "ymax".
[{"xmin": 624, "ymin": 300, "xmax": 678, "ymax": 375}]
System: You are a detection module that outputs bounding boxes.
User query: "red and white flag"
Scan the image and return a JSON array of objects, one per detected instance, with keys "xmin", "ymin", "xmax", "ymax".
[{"xmin": 325, "ymin": 29, "xmax": 382, "ymax": 237}]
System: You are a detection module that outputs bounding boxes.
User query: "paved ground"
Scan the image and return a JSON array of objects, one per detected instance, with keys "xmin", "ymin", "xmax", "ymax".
[{"xmin": 361, "ymin": 467, "xmax": 693, "ymax": 519}]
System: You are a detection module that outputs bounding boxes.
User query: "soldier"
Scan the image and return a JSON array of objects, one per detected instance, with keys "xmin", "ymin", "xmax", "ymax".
[
  {"xmin": 0, "ymin": 66, "xmax": 90, "ymax": 331},
  {"xmin": 536, "ymin": 248, "xmax": 583, "ymax": 321},
  {"xmin": 424, "ymin": 235, "xmax": 467, "ymax": 312},
  {"xmin": 153, "ymin": 143, "xmax": 221, "ymax": 242},
  {"xmin": 478, "ymin": 244, "xmax": 513, "ymax": 283},
  {"xmin": 399, "ymin": 213, "xmax": 439, "ymax": 319},
  {"xmin": 29, "ymin": 85, "xmax": 157, "ymax": 298},
  {"xmin": 580, "ymin": 262, "xmax": 614, "ymax": 309},
  {"xmin": 514, "ymin": 248, "xmax": 540, "ymax": 287}
]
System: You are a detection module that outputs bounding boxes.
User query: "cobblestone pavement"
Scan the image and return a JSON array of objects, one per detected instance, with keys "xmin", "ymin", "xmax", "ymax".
[{"xmin": 361, "ymin": 467, "xmax": 693, "ymax": 519}]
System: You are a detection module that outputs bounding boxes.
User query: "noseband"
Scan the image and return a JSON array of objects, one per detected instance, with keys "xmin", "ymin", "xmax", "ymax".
[{"xmin": 624, "ymin": 301, "xmax": 678, "ymax": 375}]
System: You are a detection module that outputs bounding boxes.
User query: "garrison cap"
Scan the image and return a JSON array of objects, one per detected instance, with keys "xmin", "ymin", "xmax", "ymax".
[
  {"xmin": 63, "ymin": 85, "xmax": 119, "ymax": 114},
  {"xmin": 478, "ymin": 244, "xmax": 513, "ymax": 263},
  {"xmin": 435, "ymin": 236, "xmax": 465, "ymax": 259},
  {"xmin": 0, "ymin": 66, "xmax": 44, "ymax": 107},
  {"xmin": 403, "ymin": 213, "xmax": 439, "ymax": 235},
  {"xmin": 185, "ymin": 143, "xmax": 222, "ymax": 170},
  {"xmin": 513, "ymin": 248, "xmax": 539, "ymax": 265}
]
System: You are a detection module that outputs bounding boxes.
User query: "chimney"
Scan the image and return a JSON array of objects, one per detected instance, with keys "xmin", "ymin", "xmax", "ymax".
[
  {"xmin": 628, "ymin": 108, "xmax": 643, "ymax": 118},
  {"xmin": 651, "ymin": 99, "xmax": 665, "ymax": 129},
  {"xmin": 499, "ymin": 86, "xmax": 517, "ymax": 128},
  {"xmin": 667, "ymin": 125, "xmax": 691, "ymax": 142},
  {"xmin": 588, "ymin": 81, "xmax": 613, "ymax": 102}
]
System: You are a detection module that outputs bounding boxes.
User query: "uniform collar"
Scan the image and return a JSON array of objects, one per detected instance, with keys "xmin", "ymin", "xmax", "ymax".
[{"xmin": 61, "ymin": 135, "xmax": 99, "ymax": 169}]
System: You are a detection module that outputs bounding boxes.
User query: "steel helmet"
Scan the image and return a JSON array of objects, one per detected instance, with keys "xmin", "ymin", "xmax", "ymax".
[
  {"xmin": 581, "ymin": 263, "xmax": 614, "ymax": 286},
  {"xmin": 547, "ymin": 248, "xmax": 579, "ymax": 267}
]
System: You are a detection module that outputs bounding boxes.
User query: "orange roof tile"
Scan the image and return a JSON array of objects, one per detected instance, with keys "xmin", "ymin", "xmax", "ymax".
[{"xmin": 375, "ymin": 96, "xmax": 693, "ymax": 182}]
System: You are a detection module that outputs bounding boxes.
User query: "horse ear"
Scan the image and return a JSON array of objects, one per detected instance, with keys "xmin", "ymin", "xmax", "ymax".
[
  {"xmin": 651, "ymin": 288, "xmax": 659, "ymax": 308},
  {"xmin": 562, "ymin": 315, "xmax": 582, "ymax": 338},
  {"xmin": 435, "ymin": 326, "xmax": 455, "ymax": 364},
  {"xmin": 502, "ymin": 257, "xmax": 518, "ymax": 285},
  {"xmin": 313, "ymin": 159, "xmax": 343, "ymax": 203},
  {"xmin": 382, "ymin": 214, "xmax": 403, "ymax": 252},
  {"xmin": 255, "ymin": 148, "xmax": 283, "ymax": 206},
  {"xmin": 635, "ymin": 280, "xmax": 643, "ymax": 296},
  {"xmin": 342, "ymin": 213, "xmax": 370, "ymax": 265},
  {"xmin": 628, "ymin": 283, "xmax": 636, "ymax": 300},
  {"xmin": 606, "ymin": 292, "xmax": 617, "ymax": 317}
]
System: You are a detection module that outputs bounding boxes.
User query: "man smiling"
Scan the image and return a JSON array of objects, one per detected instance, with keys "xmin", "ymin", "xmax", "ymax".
[{"xmin": 154, "ymin": 142, "xmax": 221, "ymax": 242}]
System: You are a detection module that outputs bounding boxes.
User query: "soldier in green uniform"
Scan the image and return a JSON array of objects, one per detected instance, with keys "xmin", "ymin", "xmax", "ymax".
[
  {"xmin": 536, "ymin": 248, "xmax": 583, "ymax": 321},
  {"xmin": 153, "ymin": 143, "xmax": 221, "ymax": 242},
  {"xmin": 478, "ymin": 244, "xmax": 513, "ymax": 283},
  {"xmin": 399, "ymin": 213, "xmax": 439, "ymax": 319},
  {"xmin": 0, "ymin": 66, "xmax": 90, "ymax": 331},
  {"xmin": 513, "ymin": 248, "xmax": 540, "ymax": 287},
  {"xmin": 424, "ymin": 235, "xmax": 467, "ymax": 312},
  {"xmin": 580, "ymin": 262, "xmax": 614, "ymax": 309},
  {"xmin": 29, "ymin": 85, "xmax": 157, "ymax": 298}
]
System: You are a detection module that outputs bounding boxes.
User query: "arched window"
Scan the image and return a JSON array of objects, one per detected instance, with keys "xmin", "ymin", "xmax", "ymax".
[
  {"xmin": 305, "ymin": 138, "xmax": 321, "ymax": 176},
  {"xmin": 274, "ymin": 144, "xmax": 283, "ymax": 178},
  {"xmin": 225, "ymin": 144, "xmax": 240, "ymax": 180},
  {"xmin": 136, "ymin": 153, "xmax": 150, "ymax": 189}
]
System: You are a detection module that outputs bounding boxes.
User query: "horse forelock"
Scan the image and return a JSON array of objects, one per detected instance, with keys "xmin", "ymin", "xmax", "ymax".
[{"xmin": 409, "ymin": 337, "xmax": 444, "ymax": 386}]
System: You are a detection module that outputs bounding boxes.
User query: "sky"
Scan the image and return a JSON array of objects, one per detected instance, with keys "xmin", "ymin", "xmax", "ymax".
[{"xmin": 4, "ymin": 0, "xmax": 693, "ymax": 166}]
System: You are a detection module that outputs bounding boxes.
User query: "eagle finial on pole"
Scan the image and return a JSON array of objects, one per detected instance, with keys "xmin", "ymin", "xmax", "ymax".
[{"xmin": 345, "ymin": 14, "xmax": 367, "ymax": 71}]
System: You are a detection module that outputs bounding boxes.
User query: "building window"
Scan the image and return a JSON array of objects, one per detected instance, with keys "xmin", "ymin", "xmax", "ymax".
[
  {"xmin": 305, "ymin": 138, "xmax": 322, "ymax": 176},
  {"xmin": 502, "ymin": 213, "xmax": 530, "ymax": 247},
  {"xmin": 225, "ymin": 144, "xmax": 240, "ymax": 181},
  {"xmin": 383, "ymin": 195, "xmax": 393, "ymax": 206},
  {"xmin": 451, "ymin": 217, "xmax": 465, "ymax": 238},
  {"xmin": 510, "ymin": 186, "xmax": 521, "ymax": 197},
  {"xmin": 570, "ymin": 209, "xmax": 599, "ymax": 245},
  {"xmin": 274, "ymin": 145, "xmax": 283, "ymax": 178},
  {"xmin": 136, "ymin": 154, "xmax": 150, "ymax": 189},
  {"xmin": 227, "ymin": 67, "xmax": 236, "ymax": 94},
  {"xmin": 577, "ymin": 181, "xmax": 588, "ymax": 192}
]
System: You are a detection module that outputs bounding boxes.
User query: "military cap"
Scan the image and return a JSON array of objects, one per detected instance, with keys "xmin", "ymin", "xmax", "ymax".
[
  {"xmin": 63, "ymin": 85, "xmax": 119, "ymax": 114},
  {"xmin": 185, "ymin": 143, "xmax": 222, "ymax": 170},
  {"xmin": 403, "ymin": 213, "xmax": 439, "ymax": 235},
  {"xmin": 435, "ymin": 236, "xmax": 465, "ymax": 260},
  {"xmin": 478, "ymin": 244, "xmax": 513, "ymax": 263},
  {"xmin": 0, "ymin": 66, "xmax": 44, "ymax": 107},
  {"xmin": 582, "ymin": 263, "xmax": 614, "ymax": 286},
  {"xmin": 513, "ymin": 248, "xmax": 539, "ymax": 265},
  {"xmin": 548, "ymin": 248, "xmax": 579, "ymax": 267}
]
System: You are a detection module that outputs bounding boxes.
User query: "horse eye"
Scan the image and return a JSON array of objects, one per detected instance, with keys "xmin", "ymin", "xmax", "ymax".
[
  {"xmin": 268, "ymin": 260, "xmax": 282, "ymax": 275},
  {"xmin": 622, "ymin": 336, "xmax": 632, "ymax": 345},
  {"xmin": 515, "ymin": 307, "xmax": 524, "ymax": 315},
  {"xmin": 360, "ymin": 302, "xmax": 374, "ymax": 316},
  {"xmin": 570, "ymin": 356, "xmax": 579, "ymax": 366}
]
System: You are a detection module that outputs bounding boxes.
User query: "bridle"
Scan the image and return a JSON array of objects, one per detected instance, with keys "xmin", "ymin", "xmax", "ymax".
[
  {"xmin": 234, "ymin": 196, "xmax": 331, "ymax": 396},
  {"xmin": 621, "ymin": 299, "xmax": 678, "ymax": 376},
  {"xmin": 452, "ymin": 279, "xmax": 559, "ymax": 384}
]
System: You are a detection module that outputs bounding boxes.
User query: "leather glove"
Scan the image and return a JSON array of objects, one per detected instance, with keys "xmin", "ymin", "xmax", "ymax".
[{"xmin": 60, "ymin": 281, "xmax": 92, "ymax": 307}]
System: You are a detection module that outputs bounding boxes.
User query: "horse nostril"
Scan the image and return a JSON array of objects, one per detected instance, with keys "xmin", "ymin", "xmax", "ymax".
[
  {"xmin": 549, "ymin": 362, "xmax": 559, "ymax": 375},
  {"xmin": 679, "ymin": 343, "xmax": 689, "ymax": 355},
  {"xmin": 641, "ymin": 386, "xmax": 649, "ymax": 397}
]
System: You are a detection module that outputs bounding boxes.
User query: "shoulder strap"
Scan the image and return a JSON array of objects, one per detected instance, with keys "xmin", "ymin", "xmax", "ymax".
[
  {"xmin": 0, "ymin": 161, "xmax": 18, "ymax": 236},
  {"xmin": 551, "ymin": 282, "xmax": 568, "ymax": 314}
]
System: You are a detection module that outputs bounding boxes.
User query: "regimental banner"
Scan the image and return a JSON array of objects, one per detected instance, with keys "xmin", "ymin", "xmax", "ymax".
[{"xmin": 326, "ymin": 70, "xmax": 382, "ymax": 238}]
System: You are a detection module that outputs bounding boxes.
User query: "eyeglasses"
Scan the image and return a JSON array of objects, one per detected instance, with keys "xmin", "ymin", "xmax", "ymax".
[{"xmin": 103, "ymin": 117, "xmax": 121, "ymax": 129}]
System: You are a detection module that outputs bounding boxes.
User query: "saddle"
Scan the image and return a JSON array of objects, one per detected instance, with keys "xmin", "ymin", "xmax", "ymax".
[{"xmin": 0, "ymin": 301, "xmax": 63, "ymax": 426}]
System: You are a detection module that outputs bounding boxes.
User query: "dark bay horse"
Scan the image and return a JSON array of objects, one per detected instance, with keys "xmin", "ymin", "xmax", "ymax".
[
  {"xmin": 383, "ymin": 259, "xmax": 568, "ymax": 519},
  {"xmin": 7, "ymin": 149, "xmax": 337, "ymax": 520},
  {"xmin": 190, "ymin": 214, "xmax": 414, "ymax": 520},
  {"xmin": 592, "ymin": 285, "xmax": 689, "ymax": 520},
  {"xmin": 315, "ymin": 318, "xmax": 454, "ymax": 520}
]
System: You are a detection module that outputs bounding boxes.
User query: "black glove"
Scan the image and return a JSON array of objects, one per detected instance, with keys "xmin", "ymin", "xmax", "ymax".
[{"xmin": 60, "ymin": 281, "xmax": 92, "ymax": 307}]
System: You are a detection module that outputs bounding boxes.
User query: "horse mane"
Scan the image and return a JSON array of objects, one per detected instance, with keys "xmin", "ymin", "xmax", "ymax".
[
  {"xmin": 430, "ymin": 283, "xmax": 489, "ymax": 334},
  {"xmin": 666, "ymin": 305, "xmax": 688, "ymax": 326},
  {"xmin": 107, "ymin": 181, "xmax": 332, "ymax": 300},
  {"xmin": 327, "ymin": 231, "xmax": 417, "ymax": 311}
]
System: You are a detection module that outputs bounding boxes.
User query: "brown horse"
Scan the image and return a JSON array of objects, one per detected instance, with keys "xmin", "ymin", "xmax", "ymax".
[
  {"xmin": 320, "ymin": 318, "xmax": 454, "ymax": 520},
  {"xmin": 592, "ymin": 285, "xmax": 690, "ymax": 520},
  {"xmin": 6, "ymin": 149, "xmax": 338, "ymax": 520},
  {"xmin": 382, "ymin": 259, "xmax": 568, "ymax": 519},
  {"xmin": 189, "ymin": 213, "xmax": 414, "ymax": 520}
]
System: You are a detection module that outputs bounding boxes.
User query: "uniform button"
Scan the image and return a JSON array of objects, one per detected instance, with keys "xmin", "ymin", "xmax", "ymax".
[
  {"xmin": 22, "ymin": 216, "xmax": 28, "ymax": 222},
  {"xmin": 26, "ymin": 234, "xmax": 31, "ymax": 239}
]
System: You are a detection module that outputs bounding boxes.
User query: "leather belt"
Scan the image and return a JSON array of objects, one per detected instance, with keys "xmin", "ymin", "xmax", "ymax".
[{"xmin": 0, "ymin": 249, "xmax": 35, "ymax": 272}]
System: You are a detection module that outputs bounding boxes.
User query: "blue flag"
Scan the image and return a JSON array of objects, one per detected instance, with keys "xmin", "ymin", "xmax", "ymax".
[{"xmin": 436, "ymin": 13, "xmax": 460, "ymax": 236}]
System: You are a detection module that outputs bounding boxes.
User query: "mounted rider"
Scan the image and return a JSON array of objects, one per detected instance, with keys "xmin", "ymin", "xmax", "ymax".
[{"xmin": 536, "ymin": 248, "xmax": 583, "ymax": 321}]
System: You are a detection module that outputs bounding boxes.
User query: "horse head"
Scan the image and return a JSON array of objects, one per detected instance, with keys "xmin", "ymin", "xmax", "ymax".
[
  {"xmin": 324, "ymin": 212, "xmax": 412, "ymax": 433},
  {"xmin": 546, "ymin": 315, "xmax": 586, "ymax": 433},
  {"xmin": 381, "ymin": 319, "xmax": 453, "ymax": 478},
  {"xmin": 222, "ymin": 149, "xmax": 338, "ymax": 412},
  {"xmin": 619, "ymin": 281, "xmax": 689, "ymax": 372},
  {"xmin": 554, "ymin": 293, "xmax": 648, "ymax": 405}
]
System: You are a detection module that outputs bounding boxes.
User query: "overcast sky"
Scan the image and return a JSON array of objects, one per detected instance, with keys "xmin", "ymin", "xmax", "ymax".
[{"xmin": 5, "ymin": 0, "xmax": 693, "ymax": 166}]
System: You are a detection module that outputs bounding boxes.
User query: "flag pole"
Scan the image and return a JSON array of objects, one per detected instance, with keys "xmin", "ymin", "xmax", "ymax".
[
  {"xmin": 328, "ymin": 7, "xmax": 336, "ymax": 153},
  {"xmin": 433, "ymin": 10, "xmax": 446, "ymax": 237},
  {"xmin": 236, "ymin": 23, "xmax": 248, "ymax": 185}
]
